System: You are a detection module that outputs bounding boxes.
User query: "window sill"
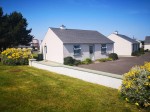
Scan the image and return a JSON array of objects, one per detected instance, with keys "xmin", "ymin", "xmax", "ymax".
[
  {"xmin": 74, "ymin": 54, "xmax": 81, "ymax": 56},
  {"xmin": 101, "ymin": 53, "xmax": 107, "ymax": 55}
]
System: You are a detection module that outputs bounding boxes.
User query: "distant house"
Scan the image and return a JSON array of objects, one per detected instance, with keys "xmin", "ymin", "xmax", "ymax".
[
  {"xmin": 17, "ymin": 45, "xmax": 32, "ymax": 49},
  {"xmin": 144, "ymin": 36, "xmax": 150, "ymax": 50},
  {"xmin": 136, "ymin": 40, "xmax": 143, "ymax": 48},
  {"xmin": 41, "ymin": 25, "xmax": 114, "ymax": 63},
  {"xmin": 31, "ymin": 39, "xmax": 40, "ymax": 50},
  {"xmin": 108, "ymin": 31, "xmax": 140, "ymax": 56}
]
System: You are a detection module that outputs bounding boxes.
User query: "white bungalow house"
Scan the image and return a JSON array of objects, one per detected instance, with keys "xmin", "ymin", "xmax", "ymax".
[
  {"xmin": 41, "ymin": 25, "xmax": 114, "ymax": 64},
  {"xmin": 144, "ymin": 36, "xmax": 150, "ymax": 50},
  {"xmin": 108, "ymin": 31, "xmax": 140, "ymax": 56}
]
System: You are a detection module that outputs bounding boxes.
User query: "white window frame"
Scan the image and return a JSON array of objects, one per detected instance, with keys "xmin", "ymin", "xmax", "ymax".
[
  {"xmin": 73, "ymin": 45, "xmax": 81, "ymax": 55},
  {"xmin": 101, "ymin": 44, "xmax": 107, "ymax": 54}
]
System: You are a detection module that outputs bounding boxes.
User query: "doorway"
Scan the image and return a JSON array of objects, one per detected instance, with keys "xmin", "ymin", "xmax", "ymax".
[{"xmin": 89, "ymin": 45, "xmax": 95, "ymax": 60}]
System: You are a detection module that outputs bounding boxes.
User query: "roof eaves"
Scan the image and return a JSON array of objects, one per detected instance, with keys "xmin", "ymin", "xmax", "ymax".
[{"xmin": 116, "ymin": 34, "xmax": 139, "ymax": 44}]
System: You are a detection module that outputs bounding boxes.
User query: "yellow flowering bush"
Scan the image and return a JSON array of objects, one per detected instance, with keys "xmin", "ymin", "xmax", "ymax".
[
  {"xmin": 120, "ymin": 62, "xmax": 150, "ymax": 108},
  {"xmin": 1, "ymin": 48, "xmax": 33, "ymax": 65}
]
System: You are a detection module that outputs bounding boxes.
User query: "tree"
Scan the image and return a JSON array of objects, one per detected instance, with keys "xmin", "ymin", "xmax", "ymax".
[
  {"xmin": 0, "ymin": 7, "xmax": 3, "ymax": 17},
  {"xmin": 0, "ymin": 7, "xmax": 8, "ymax": 50},
  {"xmin": 0, "ymin": 7, "xmax": 33, "ymax": 51}
]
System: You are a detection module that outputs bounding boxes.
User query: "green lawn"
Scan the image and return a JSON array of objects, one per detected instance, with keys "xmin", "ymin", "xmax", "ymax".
[{"xmin": 0, "ymin": 63, "xmax": 148, "ymax": 112}]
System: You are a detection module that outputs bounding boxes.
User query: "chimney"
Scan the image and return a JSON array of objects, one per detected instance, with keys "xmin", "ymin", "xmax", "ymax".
[
  {"xmin": 114, "ymin": 31, "xmax": 118, "ymax": 35},
  {"xmin": 60, "ymin": 25, "xmax": 66, "ymax": 29}
]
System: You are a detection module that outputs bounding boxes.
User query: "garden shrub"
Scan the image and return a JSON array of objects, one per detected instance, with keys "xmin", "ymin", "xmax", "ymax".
[
  {"xmin": 64, "ymin": 56, "xmax": 81, "ymax": 66},
  {"xmin": 97, "ymin": 58, "xmax": 112, "ymax": 62},
  {"xmin": 33, "ymin": 53, "xmax": 38, "ymax": 60},
  {"xmin": 64, "ymin": 56, "xmax": 74, "ymax": 65},
  {"xmin": 132, "ymin": 49, "xmax": 145, "ymax": 56},
  {"xmin": 82, "ymin": 58, "xmax": 92, "ymax": 64},
  {"xmin": 120, "ymin": 62, "xmax": 150, "ymax": 108},
  {"xmin": 109, "ymin": 53, "xmax": 118, "ymax": 60},
  {"xmin": 33, "ymin": 53, "xmax": 43, "ymax": 61},
  {"xmin": 1, "ymin": 48, "xmax": 33, "ymax": 65},
  {"xmin": 0, "ymin": 54, "xmax": 1, "ymax": 62},
  {"xmin": 144, "ymin": 49, "xmax": 149, "ymax": 52},
  {"xmin": 74, "ymin": 60, "xmax": 81, "ymax": 66},
  {"xmin": 38, "ymin": 54, "xmax": 43, "ymax": 61},
  {"xmin": 139, "ymin": 48, "xmax": 145, "ymax": 54},
  {"xmin": 131, "ymin": 51, "xmax": 140, "ymax": 56}
]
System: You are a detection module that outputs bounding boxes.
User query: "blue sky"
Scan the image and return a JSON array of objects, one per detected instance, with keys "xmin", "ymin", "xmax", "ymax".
[{"xmin": 0, "ymin": 0, "xmax": 150, "ymax": 40}]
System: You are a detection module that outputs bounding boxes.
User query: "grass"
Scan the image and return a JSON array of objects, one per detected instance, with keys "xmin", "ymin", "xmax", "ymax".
[
  {"xmin": 97, "ymin": 58, "xmax": 112, "ymax": 62},
  {"xmin": 0, "ymin": 63, "xmax": 148, "ymax": 112}
]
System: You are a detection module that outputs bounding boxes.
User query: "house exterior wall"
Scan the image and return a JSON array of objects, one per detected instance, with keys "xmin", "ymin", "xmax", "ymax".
[
  {"xmin": 63, "ymin": 43, "xmax": 114, "ymax": 61},
  {"xmin": 41, "ymin": 28, "xmax": 64, "ymax": 63},
  {"xmin": 63, "ymin": 44, "xmax": 88, "ymax": 61},
  {"xmin": 108, "ymin": 34, "xmax": 132, "ymax": 56},
  {"xmin": 137, "ymin": 40, "xmax": 142, "ymax": 48},
  {"xmin": 144, "ymin": 44, "xmax": 150, "ymax": 50},
  {"xmin": 132, "ymin": 43, "xmax": 140, "ymax": 52}
]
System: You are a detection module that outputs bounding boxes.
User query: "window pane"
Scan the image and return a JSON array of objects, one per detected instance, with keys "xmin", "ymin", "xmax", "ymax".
[
  {"xmin": 101, "ymin": 44, "xmax": 106, "ymax": 54},
  {"xmin": 74, "ymin": 45, "xmax": 81, "ymax": 55},
  {"xmin": 89, "ymin": 46, "xmax": 94, "ymax": 54}
]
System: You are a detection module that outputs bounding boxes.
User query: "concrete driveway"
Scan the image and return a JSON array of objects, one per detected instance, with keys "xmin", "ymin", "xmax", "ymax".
[{"xmin": 78, "ymin": 52, "xmax": 150, "ymax": 75}]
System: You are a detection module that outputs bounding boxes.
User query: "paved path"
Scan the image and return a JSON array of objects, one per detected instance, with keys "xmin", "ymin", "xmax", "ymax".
[{"xmin": 78, "ymin": 52, "xmax": 150, "ymax": 75}]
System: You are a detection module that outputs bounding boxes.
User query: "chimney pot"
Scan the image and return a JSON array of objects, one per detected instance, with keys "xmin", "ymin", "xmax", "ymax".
[
  {"xmin": 114, "ymin": 31, "xmax": 118, "ymax": 35},
  {"xmin": 60, "ymin": 25, "xmax": 66, "ymax": 29}
]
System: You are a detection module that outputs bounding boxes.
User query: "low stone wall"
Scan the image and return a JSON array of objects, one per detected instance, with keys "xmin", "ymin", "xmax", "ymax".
[{"xmin": 29, "ymin": 60, "xmax": 122, "ymax": 89}]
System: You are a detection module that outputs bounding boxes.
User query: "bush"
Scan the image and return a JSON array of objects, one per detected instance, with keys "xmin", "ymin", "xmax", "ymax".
[
  {"xmin": 0, "ymin": 54, "xmax": 1, "ymax": 62},
  {"xmin": 1, "ymin": 48, "xmax": 33, "ymax": 65},
  {"xmin": 33, "ymin": 53, "xmax": 43, "ymax": 61},
  {"xmin": 109, "ymin": 53, "xmax": 118, "ymax": 60},
  {"xmin": 82, "ymin": 58, "xmax": 92, "ymax": 64},
  {"xmin": 132, "ymin": 49, "xmax": 145, "ymax": 56},
  {"xmin": 119, "ymin": 62, "xmax": 150, "ymax": 108},
  {"xmin": 144, "ymin": 49, "xmax": 149, "ymax": 52},
  {"xmin": 64, "ymin": 56, "xmax": 81, "ymax": 66},
  {"xmin": 33, "ymin": 53, "xmax": 38, "ymax": 59},
  {"xmin": 97, "ymin": 58, "xmax": 112, "ymax": 62},
  {"xmin": 139, "ymin": 48, "xmax": 145, "ymax": 54},
  {"xmin": 74, "ymin": 60, "xmax": 81, "ymax": 66},
  {"xmin": 131, "ymin": 51, "xmax": 140, "ymax": 56},
  {"xmin": 64, "ymin": 56, "xmax": 75, "ymax": 65},
  {"xmin": 37, "ymin": 54, "xmax": 43, "ymax": 61}
]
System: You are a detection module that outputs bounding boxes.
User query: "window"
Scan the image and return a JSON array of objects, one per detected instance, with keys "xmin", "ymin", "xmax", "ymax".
[
  {"xmin": 101, "ymin": 44, "xmax": 107, "ymax": 54},
  {"xmin": 73, "ymin": 45, "xmax": 81, "ymax": 55},
  {"xmin": 89, "ymin": 45, "xmax": 94, "ymax": 54}
]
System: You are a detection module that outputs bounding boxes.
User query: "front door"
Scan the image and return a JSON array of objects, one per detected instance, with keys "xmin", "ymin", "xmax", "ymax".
[{"xmin": 89, "ymin": 45, "xmax": 94, "ymax": 60}]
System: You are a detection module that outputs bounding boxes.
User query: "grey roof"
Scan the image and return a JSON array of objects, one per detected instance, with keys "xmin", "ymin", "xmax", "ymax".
[
  {"xmin": 116, "ymin": 34, "xmax": 139, "ymax": 44},
  {"xmin": 145, "ymin": 36, "xmax": 150, "ymax": 44},
  {"xmin": 50, "ymin": 28, "xmax": 114, "ymax": 44}
]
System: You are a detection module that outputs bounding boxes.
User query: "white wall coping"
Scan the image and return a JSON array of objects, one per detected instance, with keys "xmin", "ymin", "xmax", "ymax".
[
  {"xmin": 29, "ymin": 60, "xmax": 122, "ymax": 89},
  {"xmin": 29, "ymin": 59, "xmax": 37, "ymax": 61},
  {"xmin": 29, "ymin": 59, "xmax": 36, "ymax": 66},
  {"xmin": 31, "ymin": 61, "xmax": 122, "ymax": 79}
]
